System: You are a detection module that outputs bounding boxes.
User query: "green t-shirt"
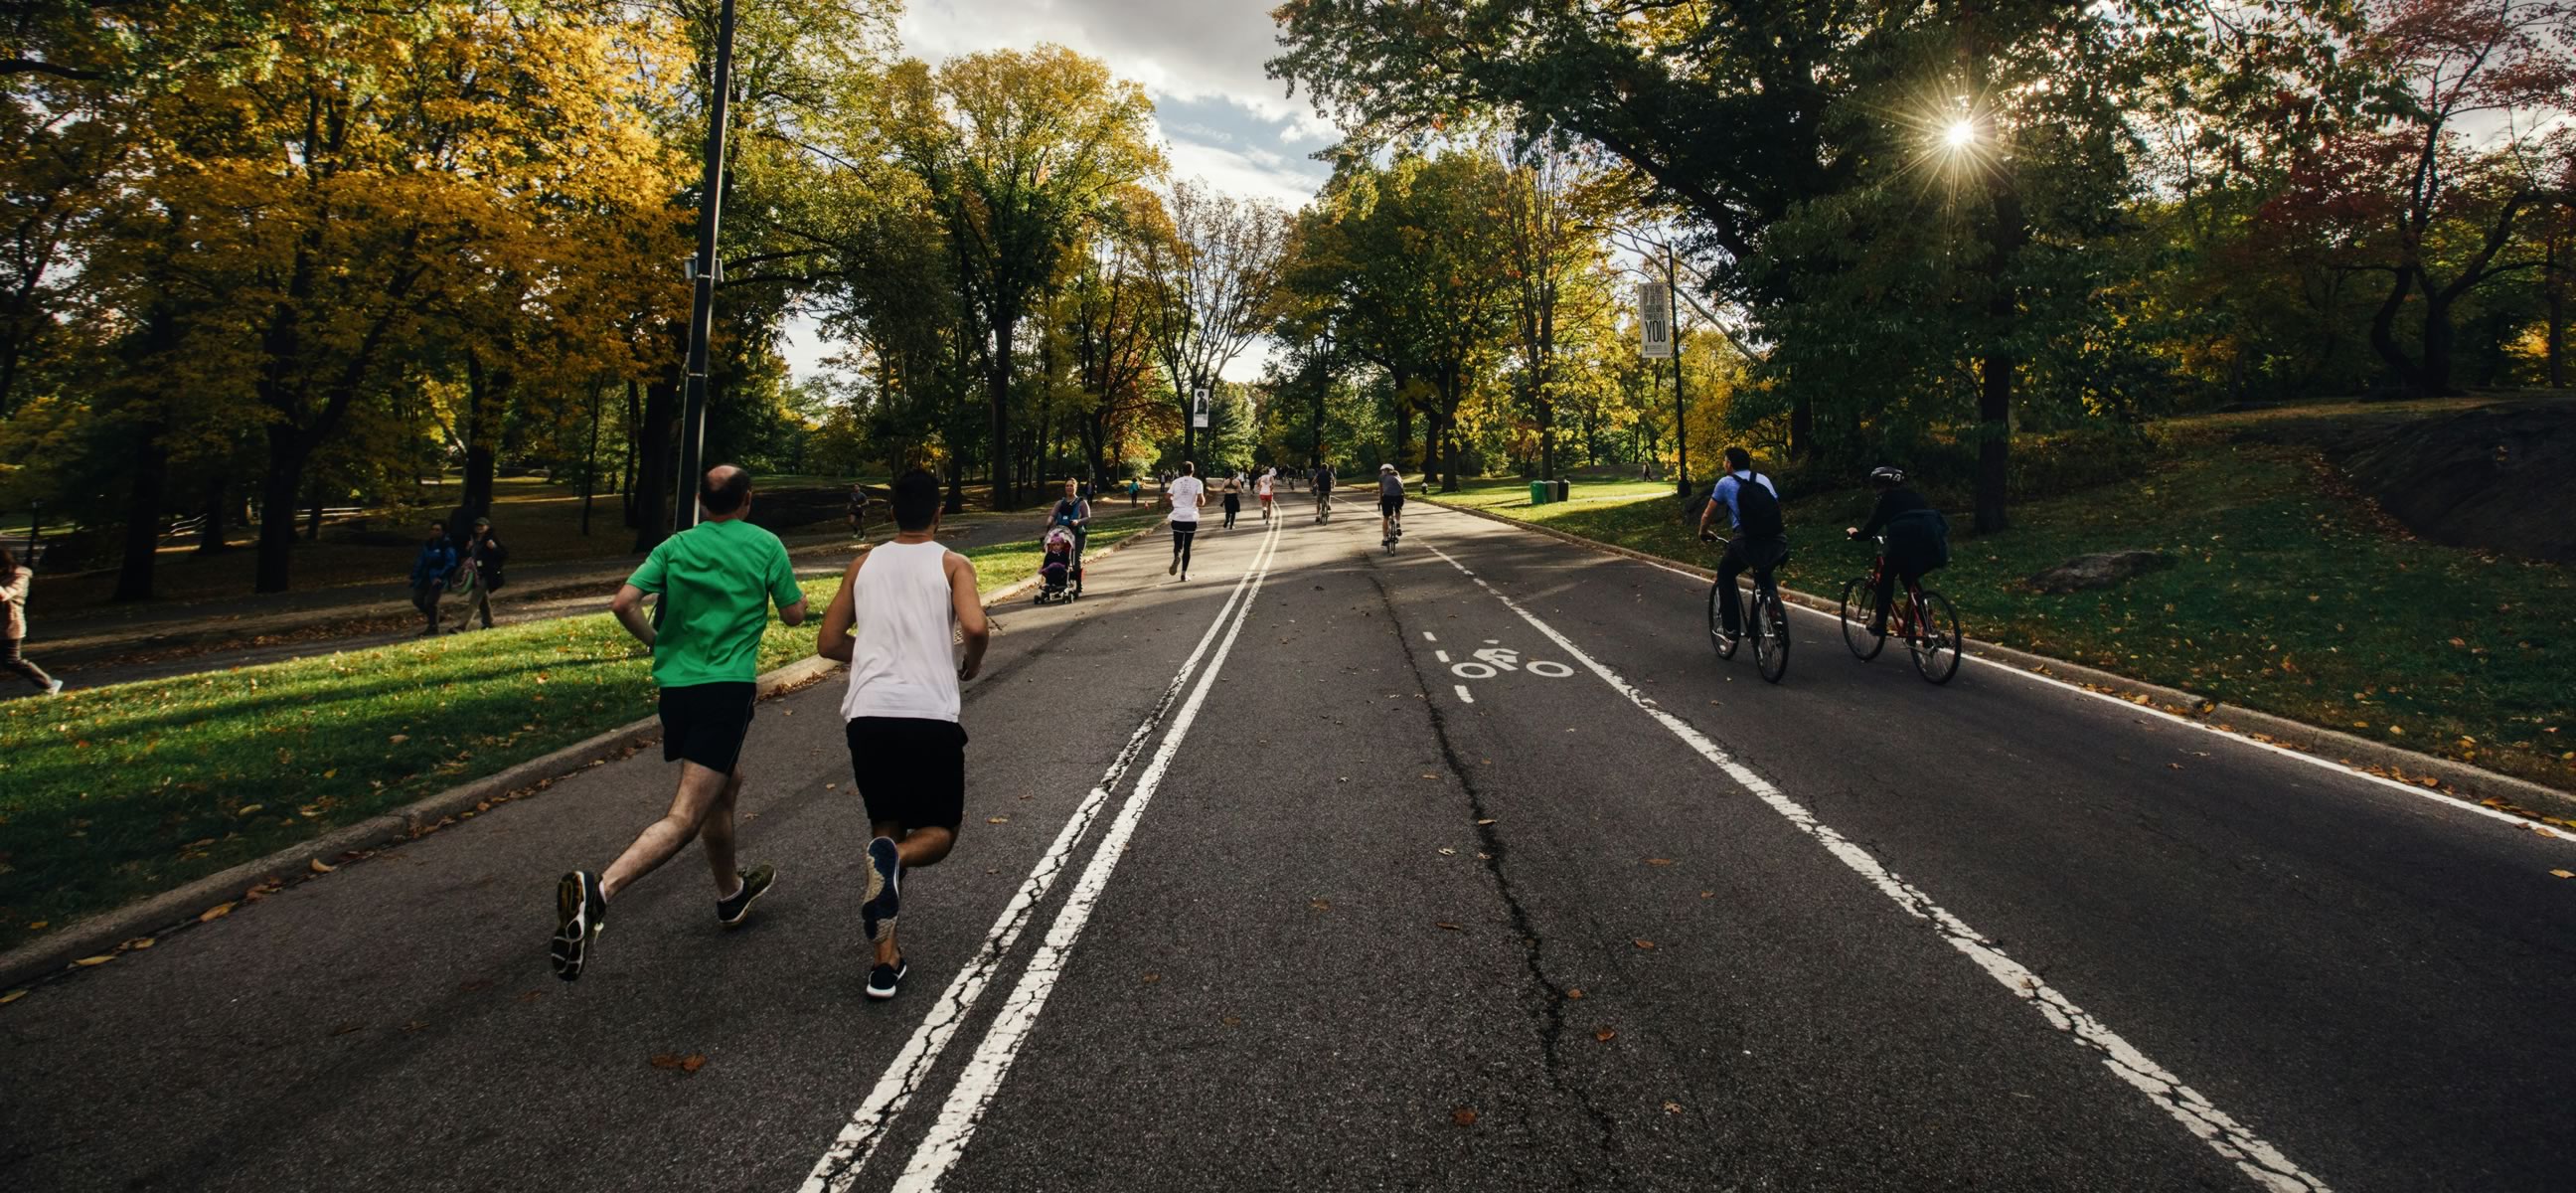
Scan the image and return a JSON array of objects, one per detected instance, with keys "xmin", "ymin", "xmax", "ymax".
[{"xmin": 625, "ymin": 518, "xmax": 803, "ymax": 688}]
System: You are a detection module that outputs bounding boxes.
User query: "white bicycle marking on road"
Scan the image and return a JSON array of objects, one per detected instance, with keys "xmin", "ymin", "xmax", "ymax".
[
  {"xmin": 1422, "ymin": 539, "xmax": 2333, "ymax": 1193},
  {"xmin": 1455, "ymin": 684, "xmax": 1475, "ymax": 704},
  {"xmin": 797, "ymin": 517, "xmax": 1284, "ymax": 1193},
  {"xmin": 887, "ymin": 513, "xmax": 1286, "ymax": 1192}
]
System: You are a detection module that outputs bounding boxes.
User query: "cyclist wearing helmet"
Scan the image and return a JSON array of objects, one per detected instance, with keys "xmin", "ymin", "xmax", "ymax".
[
  {"xmin": 1847, "ymin": 466, "xmax": 1948, "ymax": 635},
  {"xmin": 1377, "ymin": 463, "xmax": 1405, "ymax": 545},
  {"xmin": 1311, "ymin": 460, "xmax": 1335, "ymax": 518}
]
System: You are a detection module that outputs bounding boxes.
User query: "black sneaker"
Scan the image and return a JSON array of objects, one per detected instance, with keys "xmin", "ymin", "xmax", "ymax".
[
  {"xmin": 862, "ymin": 836, "xmax": 901, "ymax": 944},
  {"xmin": 867, "ymin": 955, "xmax": 909, "ymax": 1001},
  {"xmin": 716, "ymin": 863, "xmax": 776, "ymax": 928},
  {"xmin": 551, "ymin": 871, "xmax": 605, "ymax": 981}
]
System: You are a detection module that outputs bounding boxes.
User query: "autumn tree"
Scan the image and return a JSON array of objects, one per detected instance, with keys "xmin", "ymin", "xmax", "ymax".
[{"xmin": 1141, "ymin": 178, "xmax": 1289, "ymax": 461}]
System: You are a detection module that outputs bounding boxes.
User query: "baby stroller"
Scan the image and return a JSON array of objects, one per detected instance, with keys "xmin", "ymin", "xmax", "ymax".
[{"xmin": 1036, "ymin": 525, "xmax": 1082, "ymax": 603}]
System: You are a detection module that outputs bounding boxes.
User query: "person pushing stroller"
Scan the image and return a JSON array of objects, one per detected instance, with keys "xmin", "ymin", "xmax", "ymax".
[{"xmin": 1040, "ymin": 479, "xmax": 1090, "ymax": 600}]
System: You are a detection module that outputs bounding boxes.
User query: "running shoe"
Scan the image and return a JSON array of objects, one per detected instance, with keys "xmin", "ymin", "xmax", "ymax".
[
  {"xmin": 867, "ymin": 955, "xmax": 909, "ymax": 1001},
  {"xmin": 46, "ymin": 679, "xmax": 64, "ymax": 696},
  {"xmin": 1168, "ymin": 557, "xmax": 1179, "ymax": 575},
  {"xmin": 716, "ymin": 863, "xmax": 776, "ymax": 928},
  {"xmin": 551, "ymin": 870, "xmax": 605, "ymax": 981},
  {"xmin": 862, "ymin": 836, "xmax": 901, "ymax": 944}
]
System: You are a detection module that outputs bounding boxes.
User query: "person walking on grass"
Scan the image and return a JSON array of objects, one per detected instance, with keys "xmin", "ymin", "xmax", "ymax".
[
  {"xmin": 817, "ymin": 469, "xmax": 990, "ymax": 1000},
  {"xmin": 1166, "ymin": 460, "xmax": 1205, "ymax": 580},
  {"xmin": 551, "ymin": 465, "xmax": 809, "ymax": 982},
  {"xmin": 0, "ymin": 544, "xmax": 63, "ymax": 696},
  {"xmin": 409, "ymin": 520, "xmax": 457, "ymax": 638}
]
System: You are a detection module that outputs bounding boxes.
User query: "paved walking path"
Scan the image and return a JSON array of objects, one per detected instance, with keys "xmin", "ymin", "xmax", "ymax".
[{"xmin": 5, "ymin": 504, "xmax": 2568, "ymax": 1192}]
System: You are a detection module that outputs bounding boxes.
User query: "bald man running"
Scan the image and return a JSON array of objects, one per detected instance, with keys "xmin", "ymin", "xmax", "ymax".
[{"xmin": 552, "ymin": 465, "xmax": 809, "ymax": 980}]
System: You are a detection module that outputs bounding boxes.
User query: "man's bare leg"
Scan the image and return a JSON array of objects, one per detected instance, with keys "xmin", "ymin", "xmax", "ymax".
[
  {"xmin": 870, "ymin": 820, "xmax": 955, "ymax": 965},
  {"xmin": 700, "ymin": 768, "xmax": 746, "ymax": 896},
  {"xmin": 600, "ymin": 762, "xmax": 731, "ymax": 900}
]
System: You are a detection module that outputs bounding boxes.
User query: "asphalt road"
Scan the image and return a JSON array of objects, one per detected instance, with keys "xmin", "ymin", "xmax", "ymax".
[{"xmin": 4, "ymin": 501, "xmax": 2570, "ymax": 1192}]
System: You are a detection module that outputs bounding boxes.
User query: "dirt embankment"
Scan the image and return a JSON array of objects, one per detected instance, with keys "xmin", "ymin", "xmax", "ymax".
[{"xmin": 2330, "ymin": 399, "xmax": 2576, "ymax": 563}]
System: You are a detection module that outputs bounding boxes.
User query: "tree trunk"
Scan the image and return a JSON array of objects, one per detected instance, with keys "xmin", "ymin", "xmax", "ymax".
[
  {"xmin": 1790, "ymin": 397, "xmax": 1814, "ymax": 459},
  {"xmin": 1974, "ymin": 186, "xmax": 2025, "ymax": 535},
  {"xmin": 197, "ymin": 479, "xmax": 229, "ymax": 553},
  {"xmin": 304, "ymin": 484, "xmax": 323, "ymax": 541},
  {"xmin": 2365, "ymin": 267, "xmax": 2438, "ymax": 396},
  {"xmin": 2416, "ymin": 277, "xmax": 2458, "ymax": 397},
  {"xmin": 113, "ymin": 427, "xmax": 167, "ymax": 602},
  {"xmin": 461, "ymin": 351, "xmax": 502, "ymax": 519},
  {"xmin": 620, "ymin": 378, "xmax": 641, "ymax": 525},
  {"xmin": 254, "ymin": 426, "xmax": 309, "ymax": 593},
  {"xmin": 2546, "ymin": 235, "xmax": 2565, "ymax": 389},
  {"xmin": 631, "ymin": 365, "xmax": 678, "ymax": 552},
  {"xmin": 1537, "ymin": 384, "xmax": 1556, "ymax": 481}
]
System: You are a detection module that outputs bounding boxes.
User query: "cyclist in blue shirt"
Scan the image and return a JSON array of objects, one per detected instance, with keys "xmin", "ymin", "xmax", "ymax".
[{"xmin": 1694, "ymin": 446, "xmax": 1787, "ymax": 639}]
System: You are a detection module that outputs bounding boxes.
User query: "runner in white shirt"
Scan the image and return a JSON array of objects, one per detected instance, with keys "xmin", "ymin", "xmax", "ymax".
[
  {"xmin": 1166, "ymin": 460, "xmax": 1206, "ymax": 580},
  {"xmin": 817, "ymin": 468, "xmax": 991, "ymax": 1000},
  {"xmin": 1255, "ymin": 468, "xmax": 1276, "ymax": 522}
]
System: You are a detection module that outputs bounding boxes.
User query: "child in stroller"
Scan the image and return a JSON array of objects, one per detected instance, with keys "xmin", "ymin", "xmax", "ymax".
[{"xmin": 1036, "ymin": 525, "xmax": 1081, "ymax": 603}]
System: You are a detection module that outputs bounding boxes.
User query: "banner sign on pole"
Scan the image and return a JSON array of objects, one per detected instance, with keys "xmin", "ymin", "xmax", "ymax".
[
  {"xmin": 1192, "ymin": 388, "xmax": 1210, "ymax": 429},
  {"xmin": 1638, "ymin": 282, "xmax": 1673, "ymax": 359}
]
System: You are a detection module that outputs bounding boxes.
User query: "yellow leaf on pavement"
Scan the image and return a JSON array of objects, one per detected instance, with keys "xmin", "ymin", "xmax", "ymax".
[
  {"xmin": 310, "ymin": 858, "xmax": 336, "ymax": 874},
  {"xmin": 2551, "ymin": 870, "xmax": 2572, "ymax": 879},
  {"xmin": 73, "ymin": 955, "xmax": 112, "ymax": 967},
  {"xmin": 0, "ymin": 988, "xmax": 26, "ymax": 1005}
]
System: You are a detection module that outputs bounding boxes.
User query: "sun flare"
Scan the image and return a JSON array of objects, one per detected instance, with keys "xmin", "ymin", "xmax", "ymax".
[{"xmin": 1945, "ymin": 118, "xmax": 1978, "ymax": 148}]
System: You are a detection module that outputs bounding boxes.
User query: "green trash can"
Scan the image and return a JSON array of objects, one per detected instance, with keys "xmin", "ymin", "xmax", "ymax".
[{"xmin": 1528, "ymin": 480, "xmax": 1551, "ymax": 505}]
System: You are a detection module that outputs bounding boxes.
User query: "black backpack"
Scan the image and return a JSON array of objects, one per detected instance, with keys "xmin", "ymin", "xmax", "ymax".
[{"xmin": 1732, "ymin": 473, "xmax": 1784, "ymax": 538}]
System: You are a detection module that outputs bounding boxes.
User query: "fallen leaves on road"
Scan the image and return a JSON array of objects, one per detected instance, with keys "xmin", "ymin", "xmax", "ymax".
[
  {"xmin": 1476, "ymin": 818, "xmax": 1496, "ymax": 825},
  {"xmin": 1434, "ymin": 922, "xmax": 1461, "ymax": 931},
  {"xmin": 1564, "ymin": 988, "xmax": 1584, "ymax": 1000},
  {"xmin": 0, "ymin": 989, "xmax": 27, "ymax": 1005},
  {"xmin": 1141, "ymin": 972, "xmax": 1162, "ymax": 984},
  {"xmin": 330, "ymin": 1022, "xmax": 362, "ymax": 1036},
  {"xmin": 986, "ymin": 816, "xmax": 1009, "ymax": 825},
  {"xmin": 1663, "ymin": 1102, "xmax": 1686, "ymax": 1114},
  {"xmin": 2551, "ymin": 869, "xmax": 2572, "ymax": 879},
  {"xmin": 122, "ymin": 937, "xmax": 154, "ymax": 950},
  {"xmin": 309, "ymin": 857, "xmax": 336, "ymax": 874},
  {"xmin": 237, "ymin": 804, "xmax": 264, "ymax": 817},
  {"xmin": 649, "ymin": 1053, "xmax": 709, "ymax": 1074},
  {"xmin": 1645, "ymin": 858, "xmax": 1673, "ymax": 866},
  {"xmin": 73, "ymin": 955, "xmax": 112, "ymax": 967},
  {"xmin": 1437, "ymin": 847, "xmax": 1456, "ymax": 856},
  {"xmin": 1451, "ymin": 1108, "xmax": 1479, "ymax": 1127},
  {"xmin": 1700, "ymin": 891, "xmax": 1714, "ymax": 899},
  {"xmin": 1310, "ymin": 899, "xmax": 1331, "ymax": 912},
  {"xmin": 199, "ymin": 903, "xmax": 235, "ymax": 923},
  {"xmin": 1594, "ymin": 1028, "xmax": 1617, "ymax": 1043},
  {"xmin": 1632, "ymin": 938, "xmax": 1657, "ymax": 950},
  {"xmin": 1220, "ymin": 1016, "xmax": 1242, "ymax": 1028}
]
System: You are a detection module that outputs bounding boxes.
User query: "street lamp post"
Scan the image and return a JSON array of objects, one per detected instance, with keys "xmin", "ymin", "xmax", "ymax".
[
  {"xmin": 674, "ymin": 0, "xmax": 738, "ymax": 533},
  {"xmin": 1668, "ymin": 243, "xmax": 1690, "ymax": 501}
]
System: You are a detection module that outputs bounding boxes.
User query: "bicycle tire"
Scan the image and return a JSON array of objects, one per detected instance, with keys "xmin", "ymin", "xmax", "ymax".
[
  {"xmin": 1756, "ymin": 590, "xmax": 1790, "ymax": 683},
  {"xmin": 1908, "ymin": 590, "xmax": 1963, "ymax": 685},
  {"xmin": 1706, "ymin": 580, "xmax": 1739, "ymax": 659},
  {"xmin": 1839, "ymin": 577, "xmax": 1885, "ymax": 660}
]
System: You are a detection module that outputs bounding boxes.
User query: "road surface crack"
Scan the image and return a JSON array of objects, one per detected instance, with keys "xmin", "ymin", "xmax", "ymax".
[{"xmin": 1367, "ymin": 570, "xmax": 1629, "ymax": 1190}]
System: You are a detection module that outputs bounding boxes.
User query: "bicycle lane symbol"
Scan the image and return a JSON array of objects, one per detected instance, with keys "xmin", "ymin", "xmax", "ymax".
[{"xmin": 1432, "ymin": 635, "xmax": 1573, "ymax": 702}]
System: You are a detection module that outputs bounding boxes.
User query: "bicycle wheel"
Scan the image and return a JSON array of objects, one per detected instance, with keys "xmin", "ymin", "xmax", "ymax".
[
  {"xmin": 1706, "ymin": 581, "xmax": 1739, "ymax": 658},
  {"xmin": 1755, "ymin": 590, "xmax": 1790, "ymax": 684},
  {"xmin": 1839, "ymin": 577, "xmax": 1886, "ymax": 661},
  {"xmin": 1908, "ymin": 591, "xmax": 1963, "ymax": 685}
]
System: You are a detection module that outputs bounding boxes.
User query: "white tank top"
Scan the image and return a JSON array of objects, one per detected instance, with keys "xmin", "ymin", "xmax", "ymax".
[{"xmin": 839, "ymin": 540, "xmax": 961, "ymax": 723}]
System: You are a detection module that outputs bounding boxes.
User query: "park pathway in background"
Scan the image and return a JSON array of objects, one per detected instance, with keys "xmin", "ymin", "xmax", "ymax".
[{"xmin": 2, "ymin": 505, "xmax": 2568, "ymax": 1192}]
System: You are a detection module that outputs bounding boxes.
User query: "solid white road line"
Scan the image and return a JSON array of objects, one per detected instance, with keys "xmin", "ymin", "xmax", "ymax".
[
  {"xmin": 1423, "ymin": 540, "xmax": 2332, "ymax": 1193},
  {"xmin": 885, "ymin": 511, "xmax": 1285, "ymax": 1192},
  {"xmin": 1423, "ymin": 504, "xmax": 2566, "ymax": 845},
  {"xmin": 796, "ymin": 517, "xmax": 1284, "ymax": 1193}
]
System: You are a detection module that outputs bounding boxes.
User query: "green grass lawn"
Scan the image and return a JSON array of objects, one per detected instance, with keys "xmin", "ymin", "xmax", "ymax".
[
  {"xmin": 0, "ymin": 519, "xmax": 1153, "ymax": 954},
  {"xmin": 1430, "ymin": 448, "xmax": 2575, "ymax": 794}
]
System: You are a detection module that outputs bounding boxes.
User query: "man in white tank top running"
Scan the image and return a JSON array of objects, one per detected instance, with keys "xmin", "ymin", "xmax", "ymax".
[{"xmin": 817, "ymin": 469, "xmax": 991, "ymax": 1000}]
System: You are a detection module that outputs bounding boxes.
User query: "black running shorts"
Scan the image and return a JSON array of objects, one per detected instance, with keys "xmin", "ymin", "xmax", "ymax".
[
  {"xmin": 659, "ymin": 681, "xmax": 757, "ymax": 773},
  {"xmin": 846, "ymin": 717, "xmax": 969, "ymax": 832},
  {"xmin": 1379, "ymin": 493, "xmax": 1405, "ymax": 517}
]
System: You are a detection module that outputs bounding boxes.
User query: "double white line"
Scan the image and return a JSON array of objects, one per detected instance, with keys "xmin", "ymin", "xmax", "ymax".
[{"xmin": 799, "ymin": 515, "xmax": 1284, "ymax": 1193}]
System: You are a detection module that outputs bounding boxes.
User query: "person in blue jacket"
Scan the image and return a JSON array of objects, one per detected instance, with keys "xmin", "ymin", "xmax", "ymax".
[{"xmin": 408, "ymin": 519, "xmax": 458, "ymax": 638}]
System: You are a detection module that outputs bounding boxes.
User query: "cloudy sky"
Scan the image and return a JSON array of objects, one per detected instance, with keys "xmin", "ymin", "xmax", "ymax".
[{"xmin": 779, "ymin": 0, "xmax": 1332, "ymax": 382}]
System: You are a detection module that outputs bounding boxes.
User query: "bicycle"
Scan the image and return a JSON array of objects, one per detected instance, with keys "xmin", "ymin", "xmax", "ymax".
[
  {"xmin": 1382, "ymin": 509, "xmax": 1402, "ymax": 554},
  {"xmin": 1701, "ymin": 534, "xmax": 1789, "ymax": 684},
  {"xmin": 1314, "ymin": 489, "xmax": 1333, "ymax": 524},
  {"xmin": 1838, "ymin": 535, "xmax": 1961, "ymax": 684}
]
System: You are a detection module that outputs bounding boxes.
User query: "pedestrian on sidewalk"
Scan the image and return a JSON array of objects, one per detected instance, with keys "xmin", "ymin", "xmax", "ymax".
[
  {"xmin": 817, "ymin": 469, "xmax": 990, "ymax": 1000},
  {"xmin": 1127, "ymin": 476, "xmax": 1140, "ymax": 506},
  {"xmin": 447, "ymin": 516, "xmax": 506, "ymax": 632},
  {"xmin": 408, "ymin": 520, "xmax": 457, "ymax": 638},
  {"xmin": 0, "ymin": 544, "xmax": 64, "ymax": 696},
  {"xmin": 1220, "ymin": 472, "xmax": 1242, "ymax": 530},
  {"xmin": 551, "ymin": 465, "xmax": 809, "ymax": 982},
  {"xmin": 1167, "ymin": 461, "xmax": 1205, "ymax": 580}
]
